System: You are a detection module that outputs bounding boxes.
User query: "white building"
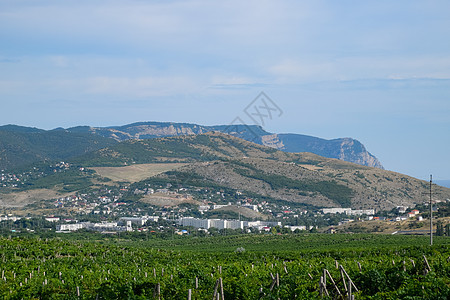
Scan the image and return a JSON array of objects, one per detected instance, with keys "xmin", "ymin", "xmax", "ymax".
[
  {"xmin": 119, "ymin": 216, "xmax": 157, "ymax": 226},
  {"xmin": 322, "ymin": 208, "xmax": 374, "ymax": 216},
  {"xmin": 56, "ymin": 223, "xmax": 84, "ymax": 232},
  {"xmin": 198, "ymin": 205, "xmax": 210, "ymax": 212},
  {"xmin": 347, "ymin": 209, "xmax": 375, "ymax": 216},
  {"xmin": 179, "ymin": 217, "xmax": 210, "ymax": 229},
  {"xmin": 245, "ymin": 220, "xmax": 281, "ymax": 230},
  {"xmin": 45, "ymin": 217, "xmax": 60, "ymax": 222},
  {"xmin": 212, "ymin": 205, "xmax": 229, "ymax": 210},
  {"xmin": 322, "ymin": 208, "xmax": 351, "ymax": 214},
  {"xmin": 284, "ymin": 225, "xmax": 307, "ymax": 231},
  {"xmin": 178, "ymin": 217, "xmax": 280, "ymax": 230}
]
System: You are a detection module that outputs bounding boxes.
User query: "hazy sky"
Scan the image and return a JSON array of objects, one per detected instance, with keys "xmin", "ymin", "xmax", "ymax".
[{"xmin": 1, "ymin": 0, "xmax": 449, "ymax": 180}]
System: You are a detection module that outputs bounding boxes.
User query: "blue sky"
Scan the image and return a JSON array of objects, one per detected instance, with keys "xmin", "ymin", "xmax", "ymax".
[{"xmin": 1, "ymin": 0, "xmax": 449, "ymax": 181}]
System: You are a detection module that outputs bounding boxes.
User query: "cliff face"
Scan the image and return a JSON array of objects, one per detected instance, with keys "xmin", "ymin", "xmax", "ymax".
[
  {"xmin": 67, "ymin": 121, "xmax": 384, "ymax": 169},
  {"xmin": 267, "ymin": 134, "xmax": 384, "ymax": 169}
]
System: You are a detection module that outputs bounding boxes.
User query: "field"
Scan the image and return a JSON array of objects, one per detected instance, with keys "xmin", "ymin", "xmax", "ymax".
[
  {"xmin": 0, "ymin": 189, "xmax": 67, "ymax": 208},
  {"xmin": 140, "ymin": 192, "xmax": 201, "ymax": 207},
  {"xmin": 91, "ymin": 163, "xmax": 187, "ymax": 183},
  {"xmin": 0, "ymin": 234, "xmax": 449, "ymax": 299}
]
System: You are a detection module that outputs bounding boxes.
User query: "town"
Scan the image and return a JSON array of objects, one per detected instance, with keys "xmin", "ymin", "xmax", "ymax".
[{"xmin": 1, "ymin": 162, "xmax": 448, "ymax": 236}]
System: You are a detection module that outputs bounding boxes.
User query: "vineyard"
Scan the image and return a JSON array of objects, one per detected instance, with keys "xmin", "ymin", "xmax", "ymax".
[{"xmin": 0, "ymin": 234, "xmax": 449, "ymax": 299}]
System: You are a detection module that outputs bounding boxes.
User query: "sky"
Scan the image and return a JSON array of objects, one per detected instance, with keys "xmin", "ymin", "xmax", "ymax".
[{"xmin": 1, "ymin": 0, "xmax": 449, "ymax": 181}]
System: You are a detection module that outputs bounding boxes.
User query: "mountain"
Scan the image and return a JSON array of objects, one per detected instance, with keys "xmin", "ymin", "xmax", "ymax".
[
  {"xmin": 67, "ymin": 121, "xmax": 383, "ymax": 168},
  {"xmin": 276, "ymin": 134, "xmax": 383, "ymax": 168},
  {"xmin": 0, "ymin": 122, "xmax": 382, "ymax": 170},
  {"xmin": 71, "ymin": 132, "xmax": 450, "ymax": 211},
  {"xmin": 0, "ymin": 124, "xmax": 45, "ymax": 133},
  {"xmin": 0, "ymin": 127, "xmax": 117, "ymax": 170}
]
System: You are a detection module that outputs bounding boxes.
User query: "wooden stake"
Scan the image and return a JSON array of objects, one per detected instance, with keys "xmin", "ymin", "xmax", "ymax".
[
  {"xmin": 423, "ymin": 255, "xmax": 431, "ymax": 273},
  {"xmin": 270, "ymin": 278, "xmax": 276, "ymax": 291},
  {"xmin": 212, "ymin": 279, "xmax": 219, "ymax": 300},
  {"xmin": 348, "ymin": 278, "xmax": 352, "ymax": 300},
  {"xmin": 319, "ymin": 276, "xmax": 323, "ymax": 298},
  {"xmin": 320, "ymin": 275, "xmax": 329, "ymax": 297},
  {"xmin": 340, "ymin": 267, "xmax": 348, "ymax": 294},
  {"xmin": 325, "ymin": 269, "xmax": 342, "ymax": 296},
  {"xmin": 340, "ymin": 265, "xmax": 358, "ymax": 293},
  {"xmin": 219, "ymin": 277, "xmax": 225, "ymax": 300}
]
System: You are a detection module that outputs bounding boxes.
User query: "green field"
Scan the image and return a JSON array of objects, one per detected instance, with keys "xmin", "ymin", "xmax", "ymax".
[{"xmin": 0, "ymin": 234, "xmax": 449, "ymax": 299}]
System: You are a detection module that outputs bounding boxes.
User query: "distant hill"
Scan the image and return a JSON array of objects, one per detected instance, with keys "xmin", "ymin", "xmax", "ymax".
[
  {"xmin": 0, "ymin": 127, "xmax": 117, "ymax": 170},
  {"xmin": 71, "ymin": 132, "xmax": 450, "ymax": 210},
  {"xmin": 67, "ymin": 121, "xmax": 383, "ymax": 168},
  {"xmin": 3, "ymin": 124, "xmax": 449, "ymax": 211},
  {"xmin": 0, "ymin": 122, "xmax": 383, "ymax": 169},
  {"xmin": 0, "ymin": 124, "xmax": 44, "ymax": 133}
]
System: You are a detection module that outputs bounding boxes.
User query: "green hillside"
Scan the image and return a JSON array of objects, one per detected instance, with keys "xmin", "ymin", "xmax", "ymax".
[
  {"xmin": 72, "ymin": 132, "xmax": 450, "ymax": 210},
  {"xmin": 3, "ymin": 132, "xmax": 450, "ymax": 211},
  {"xmin": 0, "ymin": 129, "xmax": 117, "ymax": 170},
  {"xmin": 72, "ymin": 132, "xmax": 281, "ymax": 166}
]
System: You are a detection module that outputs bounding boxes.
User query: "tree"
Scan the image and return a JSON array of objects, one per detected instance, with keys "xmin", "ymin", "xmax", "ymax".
[{"xmin": 436, "ymin": 221, "xmax": 444, "ymax": 236}]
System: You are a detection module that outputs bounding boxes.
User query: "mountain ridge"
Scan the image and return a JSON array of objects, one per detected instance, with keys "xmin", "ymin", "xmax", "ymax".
[
  {"xmin": 73, "ymin": 132, "xmax": 450, "ymax": 211},
  {"xmin": 1, "ymin": 131, "xmax": 449, "ymax": 211},
  {"xmin": 0, "ymin": 121, "xmax": 383, "ymax": 170},
  {"xmin": 66, "ymin": 121, "xmax": 384, "ymax": 168}
]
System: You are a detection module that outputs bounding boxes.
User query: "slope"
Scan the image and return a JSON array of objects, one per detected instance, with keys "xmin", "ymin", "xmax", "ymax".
[
  {"xmin": 73, "ymin": 132, "xmax": 450, "ymax": 210},
  {"xmin": 67, "ymin": 121, "xmax": 383, "ymax": 168},
  {"xmin": 0, "ymin": 128, "xmax": 117, "ymax": 170}
]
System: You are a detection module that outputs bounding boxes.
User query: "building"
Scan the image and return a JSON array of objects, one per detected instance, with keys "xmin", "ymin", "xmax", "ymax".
[
  {"xmin": 198, "ymin": 205, "xmax": 210, "ymax": 212},
  {"xmin": 56, "ymin": 223, "xmax": 83, "ymax": 232},
  {"xmin": 178, "ymin": 217, "xmax": 280, "ymax": 230},
  {"xmin": 347, "ymin": 209, "xmax": 375, "ymax": 216},
  {"xmin": 57, "ymin": 221, "xmax": 132, "ymax": 232},
  {"xmin": 284, "ymin": 225, "xmax": 307, "ymax": 231},
  {"xmin": 397, "ymin": 206, "xmax": 408, "ymax": 214},
  {"xmin": 179, "ymin": 217, "xmax": 211, "ymax": 229},
  {"xmin": 119, "ymin": 216, "xmax": 159, "ymax": 226},
  {"xmin": 322, "ymin": 208, "xmax": 351, "ymax": 214},
  {"xmin": 212, "ymin": 205, "xmax": 229, "ymax": 210},
  {"xmin": 407, "ymin": 212, "xmax": 416, "ymax": 218},
  {"xmin": 45, "ymin": 217, "xmax": 60, "ymax": 222},
  {"xmin": 322, "ymin": 208, "xmax": 374, "ymax": 216}
]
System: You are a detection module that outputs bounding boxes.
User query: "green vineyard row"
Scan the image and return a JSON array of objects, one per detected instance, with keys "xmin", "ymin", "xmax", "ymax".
[{"xmin": 0, "ymin": 234, "xmax": 449, "ymax": 299}]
